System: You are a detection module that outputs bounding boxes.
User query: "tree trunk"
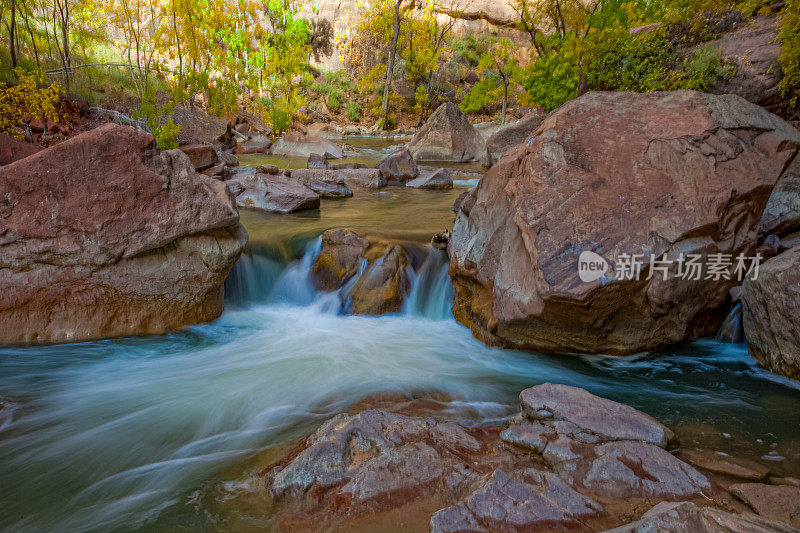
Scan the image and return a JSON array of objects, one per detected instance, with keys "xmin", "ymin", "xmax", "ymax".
[
  {"xmin": 380, "ymin": 0, "xmax": 402, "ymax": 130},
  {"xmin": 10, "ymin": 0, "xmax": 17, "ymax": 70},
  {"xmin": 501, "ymin": 73, "xmax": 509, "ymax": 123},
  {"xmin": 21, "ymin": 0, "xmax": 40, "ymax": 67}
]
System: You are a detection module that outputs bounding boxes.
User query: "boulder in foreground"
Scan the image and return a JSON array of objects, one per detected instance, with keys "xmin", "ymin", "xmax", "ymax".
[
  {"xmin": 0, "ymin": 123, "xmax": 246, "ymax": 343},
  {"xmin": 258, "ymin": 383, "xmax": 726, "ymax": 531},
  {"xmin": 449, "ymin": 91, "xmax": 800, "ymax": 355},
  {"xmin": 407, "ymin": 102, "xmax": 485, "ymax": 162}
]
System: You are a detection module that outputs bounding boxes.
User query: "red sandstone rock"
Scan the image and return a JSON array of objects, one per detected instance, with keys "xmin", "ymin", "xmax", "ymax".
[
  {"xmin": 0, "ymin": 134, "xmax": 41, "ymax": 165},
  {"xmin": 449, "ymin": 91, "xmax": 800, "ymax": 355},
  {"xmin": 0, "ymin": 123, "xmax": 245, "ymax": 343}
]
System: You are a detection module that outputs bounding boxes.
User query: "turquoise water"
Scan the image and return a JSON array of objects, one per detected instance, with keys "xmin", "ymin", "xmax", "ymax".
[{"xmin": 1, "ymin": 138, "xmax": 799, "ymax": 531}]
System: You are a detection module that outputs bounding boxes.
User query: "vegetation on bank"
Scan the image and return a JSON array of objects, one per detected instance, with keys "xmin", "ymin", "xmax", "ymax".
[{"xmin": 0, "ymin": 0, "xmax": 798, "ymax": 145}]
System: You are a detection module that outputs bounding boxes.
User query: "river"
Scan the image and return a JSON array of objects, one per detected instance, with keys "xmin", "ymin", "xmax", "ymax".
[{"xmin": 0, "ymin": 137, "xmax": 798, "ymax": 531}]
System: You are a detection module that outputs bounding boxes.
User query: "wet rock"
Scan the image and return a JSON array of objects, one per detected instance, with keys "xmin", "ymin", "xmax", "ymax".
[
  {"xmin": 602, "ymin": 500, "xmax": 796, "ymax": 533},
  {"xmin": 742, "ymin": 246, "xmax": 800, "ymax": 380},
  {"xmin": 349, "ymin": 244, "xmax": 410, "ymax": 315},
  {"xmin": 290, "ymin": 168, "xmax": 386, "ymax": 190},
  {"xmin": 408, "ymin": 102, "xmax": 486, "ymax": 162},
  {"xmin": 730, "ymin": 483, "xmax": 800, "ymax": 527},
  {"xmin": 0, "ymin": 123, "xmax": 245, "ymax": 343},
  {"xmin": 432, "ymin": 232, "xmax": 449, "ymax": 251},
  {"xmin": 518, "ymin": 383, "xmax": 676, "ymax": 448},
  {"xmin": 481, "ymin": 109, "xmax": 547, "ymax": 167},
  {"xmin": 235, "ymin": 134, "xmax": 272, "ymax": 155},
  {"xmin": 680, "ymin": 449, "xmax": 770, "ymax": 481},
  {"xmin": 544, "ymin": 438, "xmax": 711, "ymax": 500},
  {"xmin": 0, "ymin": 133, "xmax": 41, "ymax": 165},
  {"xmin": 271, "ymin": 131, "xmax": 344, "ymax": 159},
  {"xmin": 306, "ymin": 180, "xmax": 352, "ymax": 198},
  {"xmin": 449, "ymin": 91, "xmax": 800, "ymax": 355},
  {"xmin": 307, "ymin": 153, "xmax": 330, "ymax": 169},
  {"xmin": 269, "ymin": 409, "xmax": 482, "ymax": 512},
  {"xmin": 375, "ymin": 146, "xmax": 419, "ymax": 181},
  {"xmin": 407, "ymin": 168, "xmax": 453, "ymax": 190},
  {"xmin": 430, "ymin": 469, "xmax": 603, "ymax": 532},
  {"xmin": 179, "ymin": 144, "xmax": 219, "ymax": 171},
  {"xmin": 227, "ymin": 171, "xmax": 320, "ymax": 213},
  {"xmin": 311, "ymin": 229, "xmax": 370, "ymax": 291}
]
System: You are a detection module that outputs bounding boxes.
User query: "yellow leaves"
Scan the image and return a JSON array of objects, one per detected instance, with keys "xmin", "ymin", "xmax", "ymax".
[{"xmin": 0, "ymin": 70, "xmax": 62, "ymax": 138}]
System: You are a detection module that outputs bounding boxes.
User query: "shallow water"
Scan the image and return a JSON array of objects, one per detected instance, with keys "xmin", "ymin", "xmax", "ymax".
[{"xmin": 1, "ymin": 137, "xmax": 799, "ymax": 532}]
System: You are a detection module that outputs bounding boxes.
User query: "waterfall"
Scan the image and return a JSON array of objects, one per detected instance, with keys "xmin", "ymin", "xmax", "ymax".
[
  {"xmin": 224, "ymin": 236, "xmax": 453, "ymax": 317},
  {"xmin": 224, "ymin": 246, "xmax": 284, "ymax": 306},
  {"xmin": 402, "ymin": 248, "xmax": 454, "ymax": 320},
  {"xmin": 716, "ymin": 303, "xmax": 745, "ymax": 343}
]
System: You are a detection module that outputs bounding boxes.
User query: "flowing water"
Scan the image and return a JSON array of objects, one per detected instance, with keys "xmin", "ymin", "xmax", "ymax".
[{"xmin": 1, "ymin": 137, "xmax": 800, "ymax": 532}]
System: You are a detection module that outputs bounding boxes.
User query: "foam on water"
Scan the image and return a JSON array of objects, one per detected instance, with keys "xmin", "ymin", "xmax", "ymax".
[{"xmin": 1, "ymin": 239, "xmax": 799, "ymax": 531}]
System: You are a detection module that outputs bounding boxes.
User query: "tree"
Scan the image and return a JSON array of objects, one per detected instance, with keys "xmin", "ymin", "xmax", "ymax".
[
  {"xmin": 380, "ymin": 0, "xmax": 401, "ymax": 129},
  {"xmin": 460, "ymin": 37, "xmax": 521, "ymax": 122}
]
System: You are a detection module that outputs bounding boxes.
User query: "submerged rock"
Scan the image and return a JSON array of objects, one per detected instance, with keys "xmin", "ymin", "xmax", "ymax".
[
  {"xmin": 407, "ymin": 168, "xmax": 453, "ymax": 190},
  {"xmin": 407, "ymin": 102, "xmax": 486, "ymax": 162},
  {"xmin": 0, "ymin": 123, "xmax": 245, "ymax": 343},
  {"xmin": 730, "ymin": 483, "xmax": 800, "ymax": 527},
  {"xmin": 742, "ymin": 246, "xmax": 800, "ymax": 380},
  {"xmin": 449, "ymin": 91, "xmax": 800, "ymax": 355}
]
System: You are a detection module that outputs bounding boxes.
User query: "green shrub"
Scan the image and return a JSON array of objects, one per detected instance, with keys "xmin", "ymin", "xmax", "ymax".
[
  {"xmin": 777, "ymin": 0, "xmax": 800, "ymax": 109},
  {"xmin": 519, "ymin": 35, "xmax": 580, "ymax": 111},
  {"xmin": 346, "ymin": 101, "xmax": 361, "ymax": 121}
]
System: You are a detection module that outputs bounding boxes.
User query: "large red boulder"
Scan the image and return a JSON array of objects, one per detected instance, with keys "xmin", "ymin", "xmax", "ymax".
[
  {"xmin": 449, "ymin": 91, "xmax": 800, "ymax": 354},
  {"xmin": 0, "ymin": 123, "xmax": 246, "ymax": 343}
]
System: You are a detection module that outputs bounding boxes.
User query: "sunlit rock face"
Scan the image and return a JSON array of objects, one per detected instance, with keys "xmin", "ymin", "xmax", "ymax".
[
  {"xmin": 448, "ymin": 90, "xmax": 800, "ymax": 355},
  {"xmin": 0, "ymin": 123, "xmax": 246, "ymax": 343}
]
